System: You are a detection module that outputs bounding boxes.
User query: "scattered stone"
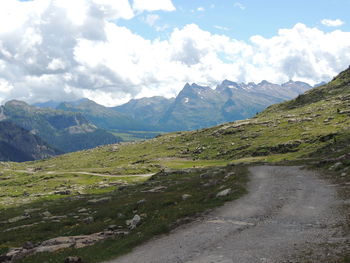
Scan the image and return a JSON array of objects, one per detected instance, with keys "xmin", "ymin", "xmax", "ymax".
[
  {"xmin": 107, "ymin": 225, "xmax": 118, "ymax": 231},
  {"xmin": 0, "ymin": 255, "xmax": 11, "ymax": 262},
  {"xmin": 54, "ymin": 190, "xmax": 71, "ymax": 195},
  {"xmin": 126, "ymin": 214, "xmax": 141, "ymax": 230},
  {"xmin": 142, "ymin": 186, "xmax": 167, "ymax": 193},
  {"xmin": 22, "ymin": 242, "xmax": 34, "ymax": 250},
  {"xmin": 87, "ymin": 197, "xmax": 111, "ymax": 204},
  {"xmin": 24, "ymin": 208, "xmax": 41, "ymax": 213},
  {"xmin": 8, "ymin": 213, "xmax": 31, "ymax": 223},
  {"xmin": 3, "ymin": 222, "xmax": 41, "ymax": 233},
  {"xmin": 78, "ymin": 208, "xmax": 88, "ymax": 213},
  {"xmin": 216, "ymin": 188, "xmax": 232, "ymax": 198},
  {"xmin": 200, "ymin": 173, "xmax": 211, "ymax": 179},
  {"xmin": 82, "ymin": 217, "xmax": 94, "ymax": 224},
  {"xmin": 338, "ymin": 109, "xmax": 350, "ymax": 114},
  {"xmin": 137, "ymin": 199, "xmax": 146, "ymax": 205},
  {"xmin": 329, "ymin": 162, "xmax": 343, "ymax": 171},
  {"xmin": 42, "ymin": 211, "xmax": 52, "ymax": 217},
  {"xmin": 64, "ymin": 256, "xmax": 82, "ymax": 263},
  {"xmin": 182, "ymin": 194, "xmax": 192, "ymax": 200}
]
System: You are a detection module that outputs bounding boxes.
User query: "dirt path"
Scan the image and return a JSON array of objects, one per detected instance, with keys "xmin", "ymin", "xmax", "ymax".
[
  {"xmin": 45, "ymin": 171, "xmax": 155, "ymax": 178},
  {"xmin": 106, "ymin": 166, "xmax": 349, "ymax": 263}
]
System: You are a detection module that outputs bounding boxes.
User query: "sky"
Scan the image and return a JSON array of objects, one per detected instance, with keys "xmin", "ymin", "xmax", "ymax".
[{"xmin": 0, "ymin": 0, "xmax": 350, "ymax": 106}]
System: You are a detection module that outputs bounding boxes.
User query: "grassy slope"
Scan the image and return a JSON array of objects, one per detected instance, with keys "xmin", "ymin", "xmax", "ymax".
[
  {"xmin": 1, "ymin": 67, "xmax": 349, "ymax": 262},
  {"xmin": 10, "ymin": 67, "xmax": 349, "ymax": 174}
]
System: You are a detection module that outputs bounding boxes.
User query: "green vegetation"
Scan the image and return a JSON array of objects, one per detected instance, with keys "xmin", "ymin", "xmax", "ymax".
[
  {"xmin": 0, "ymin": 67, "xmax": 349, "ymax": 262},
  {"xmin": 16, "ymin": 67, "xmax": 350, "ymax": 174},
  {"xmin": 0, "ymin": 165, "xmax": 248, "ymax": 263},
  {"xmin": 111, "ymin": 130, "xmax": 162, "ymax": 142},
  {"xmin": 0, "ymin": 100, "xmax": 121, "ymax": 154}
]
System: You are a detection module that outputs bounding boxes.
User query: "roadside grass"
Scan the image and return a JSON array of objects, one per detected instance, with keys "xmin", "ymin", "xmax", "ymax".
[
  {"xmin": 0, "ymin": 170, "xmax": 147, "ymax": 209},
  {"xmin": 0, "ymin": 165, "xmax": 248, "ymax": 263}
]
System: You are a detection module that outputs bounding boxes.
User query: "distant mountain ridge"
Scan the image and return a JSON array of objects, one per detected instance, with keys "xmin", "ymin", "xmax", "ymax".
[
  {"xmin": 0, "ymin": 121, "xmax": 60, "ymax": 162},
  {"xmin": 34, "ymin": 79, "xmax": 312, "ymax": 132},
  {"xmin": 0, "ymin": 100, "xmax": 121, "ymax": 154}
]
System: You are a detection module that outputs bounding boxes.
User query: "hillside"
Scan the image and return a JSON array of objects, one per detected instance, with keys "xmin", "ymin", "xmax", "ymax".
[
  {"xmin": 0, "ymin": 67, "xmax": 349, "ymax": 263},
  {"xmin": 0, "ymin": 122, "xmax": 59, "ymax": 162},
  {"xmin": 0, "ymin": 101, "xmax": 121, "ymax": 153},
  {"xmin": 21, "ymin": 67, "xmax": 349, "ymax": 174},
  {"xmin": 56, "ymin": 99, "xmax": 148, "ymax": 131}
]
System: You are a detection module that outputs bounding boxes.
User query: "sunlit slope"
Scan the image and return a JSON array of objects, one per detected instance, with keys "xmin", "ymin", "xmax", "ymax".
[{"xmin": 12, "ymin": 66, "xmax": 350, "ymax": 173}]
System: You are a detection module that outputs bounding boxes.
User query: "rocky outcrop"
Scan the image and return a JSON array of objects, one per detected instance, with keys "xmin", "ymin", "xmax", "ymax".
[{"xmin": 1, "ymin": 229, "xmax": 129, "ymax": 262}]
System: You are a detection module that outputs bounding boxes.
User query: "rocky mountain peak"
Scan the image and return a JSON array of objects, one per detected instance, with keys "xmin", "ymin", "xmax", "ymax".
[{"xmin": 257, "ymin": 80, "xmax": 272, "ymax": 86}]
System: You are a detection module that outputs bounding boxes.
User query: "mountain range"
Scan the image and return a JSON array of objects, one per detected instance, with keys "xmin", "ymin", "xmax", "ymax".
[
  {"xmin": 0, "ymin": 79, "xmax": 312, "ymax": 162},
  {"xmin": 0, "ymin": 100, "xmax": 121, "ymax": 159},
  {"xmin": 36, "ymin": 79, "xmax": 313, "ymax": 132}
]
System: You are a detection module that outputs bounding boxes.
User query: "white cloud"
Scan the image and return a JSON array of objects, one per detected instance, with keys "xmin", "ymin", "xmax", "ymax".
[
  {"xmin": 234, "ymin": 2, "xmax": 246, "ymax": 10},
  {"xmin": 321, "ymin": 19, "xmax": 345, "ymax": 27},
  {"xmin": 0, "ymin": 79, "xmax": 13, "ymax": 93},
  {"xmin": 132, "ymin": 0, "xmax": 176, "ymax": 12},
  {"xmin": 0, "ymin": 1, "xmax": 350, "ymax": 107},
  {"xmin": 197, "ymin": 7, "xmax": 205, "ymax": 12}
]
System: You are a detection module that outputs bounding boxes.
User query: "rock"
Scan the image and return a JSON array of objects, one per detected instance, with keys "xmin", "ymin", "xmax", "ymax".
[
  {"xmin": 64, "ymin": 256, "xmax": 82, "ymax": 263},
  {"xmin": 137, "ymin": 199, "xmax": 146, "ymax": 205},
  {"xmin": 200, "ymin": 173, "xmax": 211, "ymax": 179},
  {"xmin": 8, "ymin": 214, "xmax": 31, "ymax": 223},
  {"xmin": 42, "ymin": 211, "xmax": 52, "ymax": 217},
  {"xmin": 142, "ymin": 186, "xmax": 167, "ymax": 193},
  {"xmin": 82, "ymin": 217, "xmax": 94, "ymax": 224},
  {"xmin": 54, "ymin": 190, "xmax": 71, "ymax": 195},
  {"xmin": 22, "ymin": 241, "xmax": 35, "ymax": 250},
  {"xmin": 87, "ymin": 197, "xmax": 111, "ymax": 204},
  {"xmin": 338, "ymin": 109, "xmax": 350, "ymax": 114},
  {"xmin": 107, "ymin": 225, "xmax": 118, "ymax": 231},
  {"xmin": 216, "ymin": 188, "xmax": 231, "ymax": 198},
  {"xmin": 182, "ymin": 194, "xmax": 192, "ymax": 200},
  {"xmin": 78, "ymin": 208, "xmax": 88, "ymax": 213},
  {"xmin": 35, "ymin": 243, "xmax": 73, "ymax": 253},
  {"xmin": 329, "ymin": 162, "xmax": 343, "ymax": 171},
  {"xmin": 0, "ymin": 255, "xmax": 11, "ymax": 262},
  {"xmin": 126, "ymin": 214, "xmax": 141, "ymax": 230}
]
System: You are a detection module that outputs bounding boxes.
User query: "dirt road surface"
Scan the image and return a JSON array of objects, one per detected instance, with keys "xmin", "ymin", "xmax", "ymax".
[{"xmin": 105, "ymin": 166, "xmax": 349, "ymax": 263}]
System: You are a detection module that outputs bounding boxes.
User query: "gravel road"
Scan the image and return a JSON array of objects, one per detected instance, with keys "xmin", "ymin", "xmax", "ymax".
[{"xmin": 106, "ymin": 166, "xmax": 349, "ymax": 263}]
